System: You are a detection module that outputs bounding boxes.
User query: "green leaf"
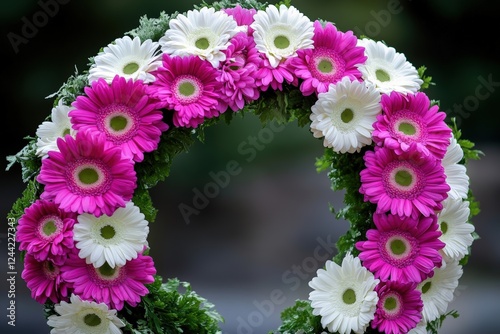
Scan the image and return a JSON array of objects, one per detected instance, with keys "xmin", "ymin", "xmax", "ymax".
[{"xmin": 275, "ymin": 300, "xmax": 323, "ymax": 334}]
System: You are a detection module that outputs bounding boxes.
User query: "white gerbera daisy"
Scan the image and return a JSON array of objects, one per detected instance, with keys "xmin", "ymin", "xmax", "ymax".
[
  {"xmin": 74, "ymin": 201, "xmax": 149, "ymax": 268},
  {"xmin": 416, "ymin": 260, "xmax": 463, "ymax": 323},
  {"xmin": 442, "ymin": 135, "xmax": 469, "ymax": 200},
  {"xmin": 310, "ymin": 77, "xmax": 381, "ymax": 153},
  {"xmin": 357, "ymin": 39, "xmax": 422, "ymax": 94},
  {"xmin": 408, "ymin": 321, "xmax": 428, "ymax": 334},
  {"xmin": 36, "ymin": 99, "xmax": 76, "ymax": 158},
  {"xmin": 47, "ymin": 293, "xmax": 124, "ymax": 334},
  {"xmin": 160, "ymin": 7, "xmax": 238, "ymax": 67},
  {"xmin": 438, "ymin": 197, "xmax": 474, "ymax": 261},
  {"xmin": 88, "ymin": 35, "xmax": 161, "ymax": 84},
  {"xmin": 251, "ymin": 4, "xmax": 314, "ymax": 68},
  {"xmin": 309, "ymin": 254, "xmax": 379, "ymax": 334}
]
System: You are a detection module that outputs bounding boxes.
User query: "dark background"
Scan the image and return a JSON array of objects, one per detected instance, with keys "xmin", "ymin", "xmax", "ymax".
[{"xmin": 1, "ymin": 1, "xmax": 499, "ymax": 333}]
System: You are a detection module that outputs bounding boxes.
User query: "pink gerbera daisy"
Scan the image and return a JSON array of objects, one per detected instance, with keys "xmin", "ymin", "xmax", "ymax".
[
  {"xmin": 224, "ymin": 5, "xmax": 257, "ymax": 35},
  {"xmin": 372, "ymin": 281, "xmax": 423, "ymax": 334},
  {"xmin": 22, "ymin": 253, "xmax": 70, "ymax": 304},
  {"xmin": 62, "ymin": 251, "xmax": 155, "ymax": 310},
  {"xmin": 359, "ymin": 147, "xmax": 450, "ymax": 218},
  {"xmin": 356, "ymin": 213, "xmax": 444, "ymax": 283},
  {"xmin": 70, "ymin": 76, "xmax": 168, "ymax": 162},
  {"xmin": 373, "ymin": 91, "xmax": 451, "ymax": 159},
  {"xmin": 17, "ymin": 199, "xmax": 76, "ymax": 262},
  {"xmin": 291, "ymin": 21, "xmax": 366, "ymax": 96},
  {"xmin": 218, "ymin": 32, "xmax": 261, "ymax": 111},
  {"xmin": 37, "ymin": 130, "xmax": 137, "ymax": 217},
  {"xmin": 148, "ymin": 54, "xmax": 223, "ymax": 128}
]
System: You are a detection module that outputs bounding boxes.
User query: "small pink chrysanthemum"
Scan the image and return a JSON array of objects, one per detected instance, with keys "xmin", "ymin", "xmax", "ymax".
[
  {"xmin": 291, "ymin": 21, "xmax": 366, "ymax": 96},
  {"xmin": 17, "ymin": 199, "xmax": 76, "ymax": 262},
  {"xmin": 22, "ymin": 253, "xmax": 70, "ymax": 304},
  {"xmin": 62, "ymin": 251, "xmax": 156, "ymax": 310},
  {"xmin": 37, "ymin": 130, "xmax": 137, "ymax": 217},
  {"xmin": 224, "ymin": 5, "xmax": 257, "ymax": 35},
  {"xmin": 359, "ymin": 147, "xmax": 450, "ymax": 218},
  {"xmin": 148, "ymin": 54, "xmax": 223, "ymax": 128},
  {"xmin": 254, "ymin": 57, "xmax": 297, "ymax": 92},
  {"xmin": 372, "ymin": 281, "xmax": 423, "ymax": 334},
  {"xmin": 356, "ymin": 213, "xmax": 444, "ymax": 283},
  {"xmin": 373, "ymin": 91, "xmax": 451, "ymax": 159},
  {"xmin": 218, "ymin": 32, "xmax": 261, "ymax": 111},
  {"xmin": 70, "ymin": 76, "xmax": 168, "ymax": 162}
]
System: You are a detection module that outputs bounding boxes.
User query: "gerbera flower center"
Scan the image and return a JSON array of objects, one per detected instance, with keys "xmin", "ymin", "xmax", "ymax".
[
  {"xmin": 395, "ymin": 170, "xmax": 413, "ymax": 187},
  {"xmin": 100, "ymin": 225, "xmax": 116, "ymax": 240},
  {"xmin": 96, "ymin": 262, "xmax": 122, "ymax": 281},
  {"xmin": 380, "ymin": 231, "xmax": 419, "ymax": 267},
  {"xmin": 109, "ymin": 115, "xmax": 128, "ymax": 132},
  {"xmin": 342, "ymin": 288, "xmax": 356, "ymax": 305},
  {"xmin": 39, "ymin": 215, "xmax": 62, "ymax": 238},
  {"xmin": 123, "ymin": 62, "xmax": 139, "ymax": 75},
  {"xmin": 318, "ymin": 59, "xmax": 333, "ymax": 74},
  {"xmin": 195, "ymin": 37, "xmax": 210, "ymax": 50},
  {"xmin": 376, "ymin": 69, "xmax": 391, "ymax": 82},
  {"xmin": 79, "ymin": 168, "xmax": 99, "ymax": 185},
  {"xmin": 390, "ymin": 110, "xmax": 426, "ymax": 142},
  {"xmin": 440, "ymin": 221, "xmax": 448, "ymax": 234},
  {"xmin": 83, "ymin": 313, "xmax": 102, "ymax": 327},
  {"xmin": 421, "ymin": 281, "xmax": 432, "ymax": 294},
  {"xmin": 398, "ymin": 122, "xmax": 416, "ymax": 135},
  {"xmin": 341, "ymin": 108, "xmax": 354, "ymax": 123},
  {"xmin": 173, "ymin": 76, "xmax": 203, "ymax": 104},
  {"xmin": 68, "ymin": 159, "xmax": 112, "ymax": 196},
  {"xmin": 309, "ymin": 49, "xmax": 346, "ymax": 82},
  {"xmin": 274, "ymin": 35, "xmax": 290, "ymax": 49},
  {"xmin": 43, "ymin": 260, "xmax": 60, "ymax": 280},
  {"xmin": 381, "ymin": 292, "xmax": 403, "ymax": 319},
  {"xmin": 383, "ymin": 161, "xmax": 423, "ymax": 199}
]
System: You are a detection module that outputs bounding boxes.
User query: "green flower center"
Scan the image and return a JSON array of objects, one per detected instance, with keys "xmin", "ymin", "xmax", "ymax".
[
  {"xmin": 179, "ymin": 82, "xmax": 196, "ymax": 97},
  {"xmin": 98, "ymin": 262, "xmax": 116, "ymax": 277},
  {"xmin": 46, "ymin": 261, "xmax": 55, "ymax": 273},
  {"xmin": 274, "ymin": 35, "xmax": 290, "ymax": 49},
  {"xmin": 123, "ymin": 62, "xmax": 139, "ymax": 75},
  {"xmin": 441, "ymin": 221, "xmax": 448, "ymax": 234},
  {"xmin": 42, "ymin": 220, "xmax": 57, "ymax": 236},
  {"xmin": 390, "ymin": 239, "xmax": 406, "ymax": 255},
  {"xmin": 109, "ymin": 115, "xmax": 128, "ymax": 132},
  {"xmin": 100, "ymin": 225, "xmax": 116, "ymax": 240},
  {"xmin": 342, "ymin": 288, "xmax": 356, "ymax": 305},
  {"xmin": 318, "ymin": 59, "xmax": 333, "ymax": 74},
  {"xmin": 421, "ymin": 281, "xmax": 432, "ymax": 294},
  {"xmin": 376, "ymin": 69, "xmax": 391, "ymax": 82},
  {"xmin": 398, "ymin": 122, "xmax": 416, "ymax": 135},
  {"xmin": 83, "ymin": 313, "xmax": 102, "ymax": 327},
  {"xmin": 384, "ymin": 296, "xmax": 397, "ymax": 311},
  {"xmin": 195, "ymin": 37, "xmax": 210, "ymax": 50},
  {"xmin": 395, "ymin": 170, "xmax": 412, "ymax": 187},
  {"xmin": 341, "ymin": 108, "xmax": 354, "ymax": 123},
  {"xmin": 78, "ymin": 168, "xmax": 99, "ymax": 185}
]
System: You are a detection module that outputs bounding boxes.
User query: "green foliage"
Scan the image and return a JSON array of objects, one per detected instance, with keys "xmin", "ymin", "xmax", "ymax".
[
  {"xmin": 127, "ymin": 12, "xmax": 177, "ymax": 42},
  {"xmin": 275, "ymin": 300, "xmax": 323, "ymax": 334},
  {"xmin": 200, "ymin": 0, "xmax": 269, "ymax": 11},
  {"xmin": 6, "ymin": 136, "xmax": 40, "ymax": 182},
  {"xmin": 46, "ymin": 67, "xmax": 88, "ymax": 106},
  {"xmin": 135, "ymin": 127, "xmax": 195, "ymax": 190},
  {"xmin": 133, "ymin": 188, "xmax": 159, "ymax": 223},
  {"xmin": 121, "ymin": 276, "xmax": 223, "ymax": 334},
  {"xmin": 7, "ymin": 178, "xmax": 40, "ymax": 224},
  {"xmin": 418, "ymin": 66, "xmax": 434, "ymax": 90},
  {"xmin": 426, "ymin": 310, "xmax": 460, "ymax": 334}
]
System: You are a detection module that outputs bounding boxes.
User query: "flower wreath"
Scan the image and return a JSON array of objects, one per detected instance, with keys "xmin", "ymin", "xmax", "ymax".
[{"xmin": 7, "ymin": 0, "xmax": 482, "ymax": 333}]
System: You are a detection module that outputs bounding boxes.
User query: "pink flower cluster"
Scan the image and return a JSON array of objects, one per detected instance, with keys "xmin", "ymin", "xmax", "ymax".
[
  {"xmin": 145, "ymin": 5, "xmax": 367, "ymax": 128},
  {"xmin": 355, "ymin": 91, "xmax": 452, "ymax": 333}
]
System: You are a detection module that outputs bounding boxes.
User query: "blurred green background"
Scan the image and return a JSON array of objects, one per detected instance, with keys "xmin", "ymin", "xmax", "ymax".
[{"xmin": 1, "ymin": 1, "xmax": 499, "ymax": 333}]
